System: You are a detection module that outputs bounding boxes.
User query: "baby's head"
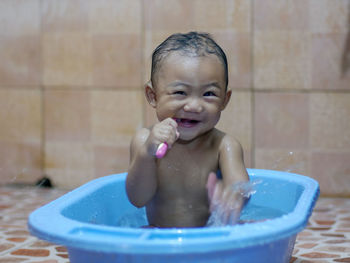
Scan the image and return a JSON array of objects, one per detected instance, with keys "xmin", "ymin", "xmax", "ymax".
[
  {"xmin": 150, "ymin": 32, "xmax": 228, "ymax": 89},
  {"xmin": 146, "ymin": 32, "xmax": 231, "ymax": 141}
]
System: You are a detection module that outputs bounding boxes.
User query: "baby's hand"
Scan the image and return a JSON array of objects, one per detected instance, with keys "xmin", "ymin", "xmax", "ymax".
[
  {"xmin": 146, "ymin": 118, "xmax": 179, "ymax": 156},
  {"xmin": 206, "ymin": 172, "xmax": 246, "ymax": 226}
]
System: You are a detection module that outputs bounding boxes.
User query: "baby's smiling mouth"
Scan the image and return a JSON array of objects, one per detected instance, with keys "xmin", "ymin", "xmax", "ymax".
[{"xmin": 174, "ymin": 118, "xmax": 200, "ymax": 128}]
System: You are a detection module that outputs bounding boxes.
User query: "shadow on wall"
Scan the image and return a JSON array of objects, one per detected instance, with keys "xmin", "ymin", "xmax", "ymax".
[{"xmin": 341, "ymin": 2, "xmax": 350, "ymax": 77}]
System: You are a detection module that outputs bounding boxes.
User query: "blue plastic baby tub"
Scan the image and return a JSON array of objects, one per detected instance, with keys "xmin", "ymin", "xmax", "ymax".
[{"xmin": 28, "ymin": 169, "xmax": 319, "ymax": 263}]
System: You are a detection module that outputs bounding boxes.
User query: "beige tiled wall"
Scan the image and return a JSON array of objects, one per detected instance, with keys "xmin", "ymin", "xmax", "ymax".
[{"xmin": 0, "ymin": 0, "xmax": 349, "ymax": 195}]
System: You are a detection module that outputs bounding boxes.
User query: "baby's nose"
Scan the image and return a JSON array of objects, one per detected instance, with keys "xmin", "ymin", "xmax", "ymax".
[{"xmin": 184, "ymin": 98, "xmax": 203, "ymax": 113}]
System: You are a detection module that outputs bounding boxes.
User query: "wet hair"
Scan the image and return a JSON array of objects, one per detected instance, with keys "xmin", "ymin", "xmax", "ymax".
[{"xmin": 151, "ymin": 32, "xmax": 228, "ymax": 88}]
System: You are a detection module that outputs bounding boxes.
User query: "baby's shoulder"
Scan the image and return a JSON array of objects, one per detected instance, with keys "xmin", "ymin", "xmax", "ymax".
[{"xmin": 213, "ymin": 129, "xmax": 243, "ymax": 152}]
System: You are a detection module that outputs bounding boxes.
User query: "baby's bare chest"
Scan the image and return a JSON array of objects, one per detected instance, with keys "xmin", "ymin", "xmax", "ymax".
[{"xmin": 156, "ymin": 149, "xmax": 219, "ymax": 197}]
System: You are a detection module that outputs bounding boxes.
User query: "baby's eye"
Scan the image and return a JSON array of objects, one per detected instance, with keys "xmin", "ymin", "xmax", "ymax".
[
  {"xmin": 203, "ymin": 91, "xmax": 217, "ymax": 97},
  {"xmin": 173, "ymin": 91, "xmax": 186, "ymax": 96}
]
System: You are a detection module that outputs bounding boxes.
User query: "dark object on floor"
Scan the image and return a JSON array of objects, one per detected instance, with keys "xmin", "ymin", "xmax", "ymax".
[{"xmin": 36, "ymin": 177, "xmax": 53, "ymax": 188}]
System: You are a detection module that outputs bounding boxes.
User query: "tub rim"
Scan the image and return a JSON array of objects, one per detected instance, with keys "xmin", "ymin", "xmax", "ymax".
[{"xmin": 28, "ymin": 169, "xmax": 319, "ymax": 254}]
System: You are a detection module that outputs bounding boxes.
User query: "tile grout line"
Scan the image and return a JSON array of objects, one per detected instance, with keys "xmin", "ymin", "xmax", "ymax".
[
  {"xmin": 294, "ymin": 198, "xmax": 350, "ymax": 260},
  {"xmin": 250, "ymin": 0, "xmax": 256, "ymax": 168},
  {"xmin": 1, "ymin": 239, "xmax": 69, "ymax": 263},
  {"xmin": 39, "ymin": 0, "xmax": 46, "ymax": 180},
  {"xmin": 140, "ymin": 0, "xmax": 147, "ymax": 128},
  {"xmin": 0, "ymin": 235, "xmax": 38, "ymax": 257}
]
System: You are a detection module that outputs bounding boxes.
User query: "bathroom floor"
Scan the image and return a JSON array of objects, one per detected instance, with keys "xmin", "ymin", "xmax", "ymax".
[{"xmin": 0, "ymin": 185, "xmax": 350, "ymax": 263}]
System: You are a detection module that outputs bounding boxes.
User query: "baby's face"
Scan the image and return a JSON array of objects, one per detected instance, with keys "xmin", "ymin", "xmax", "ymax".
[{"xmin": 152, "ymin": 52, "xmax": 230, "ymax": 141}]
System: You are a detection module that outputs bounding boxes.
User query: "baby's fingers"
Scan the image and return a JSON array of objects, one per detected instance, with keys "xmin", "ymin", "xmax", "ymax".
[
  {"xmin": 163, "ymin": 117, "xmax": 178, "ymax": 130},
  {"xmin": 222, "ymin": 189, "xmax": 242, "ymax": 225},
  {"xmin": 157, "ymin": 118, "xmax": 179, "ymax": 147},
  {"xmin": 164, "ymin": 118, "xmax": 180, "ymax": 141}
]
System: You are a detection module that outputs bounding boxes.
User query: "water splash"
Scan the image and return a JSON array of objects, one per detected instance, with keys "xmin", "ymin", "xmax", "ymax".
[
  {"xmin": 116, "ymin": 208, "xmax": 148, "ymax": 228},
  {"xmin": 206, "ymin": 180, "xmax": 261, "ymax": 227},
  {"xmin": 270, "ymin": 151, "xmax": 305, "ymax": 173},
  {"xmin": 271, "ymin": 151, "xmax": 293, "ymax": 170}
]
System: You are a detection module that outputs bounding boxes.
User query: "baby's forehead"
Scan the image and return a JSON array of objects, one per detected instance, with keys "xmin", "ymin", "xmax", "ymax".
[
  {"xmin": 152, "ymin": 50, "xmax": 227, "ymax": 89},
  {"xmin": 156, "ymin": 52, "xmax": 227, "ymax": 88},
  {"xmin": 160, "ymin": 51, "xmax": 224, "ymax": 70}
]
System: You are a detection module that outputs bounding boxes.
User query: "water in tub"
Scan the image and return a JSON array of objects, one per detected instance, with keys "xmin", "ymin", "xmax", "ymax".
[{"xmin": 115, "ymin": 179, "xmax": 284, "ymax": 228}]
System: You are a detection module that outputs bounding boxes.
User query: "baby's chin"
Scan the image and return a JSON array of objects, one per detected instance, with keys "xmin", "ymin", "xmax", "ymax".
[{"xmin": 177, "ymin": 129, "xmax": 213, "ymax": 143}]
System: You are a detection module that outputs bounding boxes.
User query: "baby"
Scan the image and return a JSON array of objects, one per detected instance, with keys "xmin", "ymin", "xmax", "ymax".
[{"xmin": 126, "ymin": 32, "xmax": 249, "ymax": 228}]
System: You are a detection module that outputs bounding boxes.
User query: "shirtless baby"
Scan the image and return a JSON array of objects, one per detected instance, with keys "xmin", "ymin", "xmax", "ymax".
[{"xmin": 126, "ymin": 32, "xmax": 249, "ymax": 228}]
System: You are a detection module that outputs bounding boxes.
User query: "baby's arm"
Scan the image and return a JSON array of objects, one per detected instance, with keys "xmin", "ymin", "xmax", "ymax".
[
  {"xmin": 219, "ymin": 135, "xmax": 249, "ymax": 188},
  {"xmin": 207, "ymin": 135, "xmax": 249, "ymax": 225},
  {"xmin": 126, "ymin": 118, "xmax": 178, "ymax": 207}
]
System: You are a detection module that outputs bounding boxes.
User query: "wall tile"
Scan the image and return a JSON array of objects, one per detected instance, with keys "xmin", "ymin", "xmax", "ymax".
[
  {"xmin": 42, "ymin": 33, "xmax": 92, "ymax": 86},
  {"xmin": 254, "ymin": 0, "xmax": 309, "ymax": 31},
  {"xmin": 91, "ymin": 90, "xmax": 143, "ymax": 181},
  {"xmin": 0, "ymin": 0, "xmax": 348, "ymax": 196},
  {"xmin": 0, "ymin": 90, "xmax": 41, "ymax": 143},
  {"xmin": 214, "ymin": 32, "xmax": 251, "ymax": 89},
  {"xmin": 255, "ymin": 149, "xmax": 310, "ymax": 176},
  {"xmin": 143, "ymin": 0, "xmax": 195, "ymax": 31},
  {"xmin": 311, "ymin": 152, "xmax": 350, "ymax": 196},
  {"xmin": 0, "ymin": 142, "xmax": 42, "ymax": 184},
  {"xmin": 90, "ymin": 90, "xmax": 143, "ymax": 144},
  {"xmin": 143, "ymin": 31, "xmax": 173, "ymax": 84},
  {"xmin": 217, "ymin": 90, "xmax": 252, "ymax": 168},
  {"xmin": 311, "ymin": 33, "xmax": 350, "ymax": 90},
  {"xmin": 0, "ymin": 36, "xmax": 41, "ymax": 86},
  {"xmin": 44, "ymin": 89, "xmax": 144, "ymax": 188},
  {"xmin": 44, "ymin": 90, "xmax": 91, "ymax": 142},
  {"xmin": 310, "ymin": 93, "xmax": 350, "ymax": 150},
  {"xmin": 144, "ymin": 98, "xmax": 158, "ymax": 127},
  {"xmin": 92, "ymin": 35, "xmax": 142, "ymax": 87},
  {"xmin": 93, "ymin": 145, "xmax": 129, "ymax": 178},
  {"xmin": 254, "ymin": 32, "xmax": 311, "ymax": 89},
  {"xmin": 255, "ymin": 93, "xmax": 309, "ymax": 149},
  {"xmin": 217, "ymin": 90, "xmax": 252, "ymax": 152},
  {"xmin": 41, "ymin": 0, "xmax": 89, "ymax": 33},
  {"xmin": 0, "ymin": 0, "xmax": 40, "ymax": 36},
  {"xmin": 0, "ymin": 89, "xmax": 42, "ymax": 184},
  {"xmin": 45, "ymin": 142, "xmax": 94, "ymax": 188},
  {"xmin": 310, "ymin": 0, "xmax": 349, "ymax": 34},
  {"xmin": 89, "ymin": 0, "xmax": 142, "ymax": 35},
  {"xmin": 194, "ymin": 0, "xmax": 251, "ymax": 32}
]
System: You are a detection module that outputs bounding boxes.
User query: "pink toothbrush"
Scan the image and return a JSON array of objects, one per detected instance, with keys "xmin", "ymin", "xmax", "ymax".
[{"xmin": 155, "ymin": 142, "xmax": 168, "ymax": 159}]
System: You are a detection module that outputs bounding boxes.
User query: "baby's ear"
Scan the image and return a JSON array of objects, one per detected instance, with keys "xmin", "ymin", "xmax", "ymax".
[
  {"xmin": 221, "ymin": 89, "xmax": 232, "ymax": 110},
  {"xmin": 145, "ymin": 81, "xmax": 157, "ymax": 108}
]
